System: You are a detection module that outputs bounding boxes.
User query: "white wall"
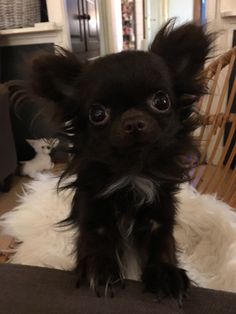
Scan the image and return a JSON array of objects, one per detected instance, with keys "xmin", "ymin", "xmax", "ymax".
[
  {"xmin": 143, "ymin": 0, "xmax": 194, "ymax": 49},
  {"xmin": 148, "ymin": 0, "xmax": 166, "ymax": 41},
  {"xmin": 142, "ymin": 0, "xmax": 168, "ymax": 49},
  {"xmin": 98, "ymin": 0, "xmax": 123, "ymax": 55},
  {"xmin": 168, "ymin": 0, "xmax": 194, "ymax": 24},
  {"xmin": 46, "ymin": 0, "xmax": 72, "ymax": 49},
  {"xmin": 135, "ymin": 0, "xmax": 144, "ymax": 49},
  {"xmin": 220, "ymin": 0, "xmax": 236, "ymax": 17},
  {"xmin": 206, "ymin": 0, "xmax": 236, "ymax": 54}
]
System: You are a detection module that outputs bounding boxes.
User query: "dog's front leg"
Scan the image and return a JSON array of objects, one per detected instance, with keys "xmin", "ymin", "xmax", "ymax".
[
  {"xmin": 74, "ymin": 194, "xmax": 123, "ymax": 297},
  {"xmin": 134, "ymin": 204, "xmax": 190, "ymax": 305}
]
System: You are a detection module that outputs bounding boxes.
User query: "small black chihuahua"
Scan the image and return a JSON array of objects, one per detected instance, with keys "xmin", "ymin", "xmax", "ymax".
[{"xmin": 30, "ymin": 20, "xmax": 212, "ymax": 303}]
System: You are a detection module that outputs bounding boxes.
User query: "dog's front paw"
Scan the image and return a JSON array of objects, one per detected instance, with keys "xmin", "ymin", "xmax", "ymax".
[
  {"xmin": 142, "ymin": 263, "xmax": 190, "ymax": 306},
  {"xmin": 76, "ymin": 255, "xmax": 124, "ymax": 297}
]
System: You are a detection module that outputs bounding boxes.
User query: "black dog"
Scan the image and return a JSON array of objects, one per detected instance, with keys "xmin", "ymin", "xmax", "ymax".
[{"xmin": 30, "ymin": 20, "xmax": 212, "ymax": 303}]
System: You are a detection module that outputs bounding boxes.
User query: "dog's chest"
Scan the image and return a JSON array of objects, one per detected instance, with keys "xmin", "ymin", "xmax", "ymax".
[
  {"xmin": 101, "ymin": 175, "xmax": 158, "ymax": 207},
  {"xmin": 99, "ymin": 176, "xmax": 159, "ymax": 237}
]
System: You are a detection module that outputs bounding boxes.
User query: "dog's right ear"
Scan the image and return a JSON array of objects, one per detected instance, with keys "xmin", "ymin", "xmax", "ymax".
[
  {"xmin": 150, "ymin": 19, "xmax": 213, "ymax": 101},
  {"xmin": 30, "ymin": 48, "xmax": 83, "ymax": 104}
]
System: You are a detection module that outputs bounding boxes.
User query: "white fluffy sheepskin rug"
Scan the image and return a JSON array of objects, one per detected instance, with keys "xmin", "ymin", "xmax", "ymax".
[{"xmin": 1, "ymin": 174, "xmax": 236, "ymax": 293}]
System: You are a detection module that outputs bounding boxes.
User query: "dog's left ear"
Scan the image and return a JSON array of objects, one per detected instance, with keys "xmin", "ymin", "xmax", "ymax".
[
  {"xmin": 30, "ymin": 47, "xmax": 83, "ymax": 106},
  {"xmin": 150, "ymin": 19, "xmax": 213, "ymax": 103}
]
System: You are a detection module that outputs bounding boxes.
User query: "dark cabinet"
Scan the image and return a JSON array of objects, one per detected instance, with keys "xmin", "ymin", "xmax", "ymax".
[{"xmin": 66, "ymin": 0, "xmax": 100, "ymax": 60}]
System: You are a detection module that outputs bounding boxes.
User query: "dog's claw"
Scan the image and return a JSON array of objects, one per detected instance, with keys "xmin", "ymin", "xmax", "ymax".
[
  {"xmin": 177, "ymin": 294, "xmax": 184, "ymax": 308},
  {"xmin": 142, "ymin": 264, "xmax": 190, "ymax": 307},
  {"xmin": 104, "ymin": 278, "xmax": 113, "ymax": 298},
  {"xmin": 108, "ymin": 284, "xmax": 115, "ymax": 298},
  {"xmin": 76, "ymin": 271, "xmax": 125, "ymax": 297},
  {"xmin": 153, "ymin": 296, "xmax": 162, "ymax": 303},
  {"xmin": 89, "ymin": 278, "xmax": 102, "ymax": 298},
  {"xmin": 104, "ymin": 277, "xmax": 125, "ymax": 298},
  {"xmin": 154, "ymin": 290, "xmax": 166, "ymax": 303},
  {"xmin": 94, "ymin": 286, "xmax": 101, "ymax": 298}
]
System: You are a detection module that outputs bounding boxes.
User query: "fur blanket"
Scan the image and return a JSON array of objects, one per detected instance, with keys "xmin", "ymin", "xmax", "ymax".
[{"xmin": 1, "ymin": 174, "xmax": 236, "ymax": 293}]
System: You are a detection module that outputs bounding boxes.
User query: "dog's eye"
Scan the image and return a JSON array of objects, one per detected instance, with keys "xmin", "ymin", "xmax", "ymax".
[
  {"xmin": 89, "ymin": 104, "xmax": 110, "ymax": 125},
  {"xmin": 42, "ymin": 146, "xmax": 45, "ymax": 149},
  {"xmin": 150, "ymin": 91, "xmax": 171, "ymax": 113}
]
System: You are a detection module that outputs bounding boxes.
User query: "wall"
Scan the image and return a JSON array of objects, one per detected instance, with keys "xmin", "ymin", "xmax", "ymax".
[
  {"xmin": 143, "ymin": 0, "xmax": 194, "ymax": 49},
  {"xmin": 206, "ymin": 0, "xmax": 236, "ymax": 54},
  {"xmin": 142, "ymin": 0, "xmax": 167, "ymax": 49},
  {"xmin": 220, "ymin": 0, "xmax": 236, "ymax": 17},
  {"xmin": 135, "ymin": 0, "xmax": 144, "ymax": 49},
  {"xmin": 98, "ymin": 0, "xmax": 123, "ymax": 55},
  {"xmin": 168, "ymin": 0, "xmax": 194, "ymax": 24}
]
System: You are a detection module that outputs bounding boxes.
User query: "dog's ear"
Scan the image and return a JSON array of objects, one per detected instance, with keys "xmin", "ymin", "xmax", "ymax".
[
  {"xmin": 30, "ymin": 47, "xmax": 83, "ymax": 104},
  {"xmin": 150, "ymin": 19, "xmax": 212, "ymax": 102}
]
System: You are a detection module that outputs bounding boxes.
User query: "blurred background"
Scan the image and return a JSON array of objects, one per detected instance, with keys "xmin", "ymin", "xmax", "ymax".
[
  {"xmin": 0, "ymin": 0, "xmax": 235, "ymax": 200},
  {"xmin": 0, "ymin": 0, "xmax": 235, "ymax": 82}
]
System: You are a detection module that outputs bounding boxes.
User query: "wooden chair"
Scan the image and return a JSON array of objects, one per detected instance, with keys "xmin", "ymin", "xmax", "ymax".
[{"xmin": 192, "ymin": 47, "xmax": 236, "ymax": 208}]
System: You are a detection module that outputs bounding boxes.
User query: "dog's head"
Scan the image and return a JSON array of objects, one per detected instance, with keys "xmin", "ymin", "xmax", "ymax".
[{"xmin": 30, "ymin": 20, "xmax": 212, "ymax": 179}]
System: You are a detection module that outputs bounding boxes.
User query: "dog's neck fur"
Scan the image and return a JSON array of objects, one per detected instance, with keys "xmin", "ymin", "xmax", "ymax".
[{"xmin": 99, "ymin": 176, "xmax": 158, "ymax": 207}]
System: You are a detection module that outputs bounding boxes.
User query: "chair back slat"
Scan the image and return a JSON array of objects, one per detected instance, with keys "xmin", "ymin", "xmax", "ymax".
[
  {"xmin": 192, "ymin": 47, "xmax": 236, "ymax": 207},
  {"xmin": 204, "ymin": 119, "xmax": 236, "ymax": 194},
  {"xmin": 197, "ymin": 62, "xmax": 223, "ymax": 141}
]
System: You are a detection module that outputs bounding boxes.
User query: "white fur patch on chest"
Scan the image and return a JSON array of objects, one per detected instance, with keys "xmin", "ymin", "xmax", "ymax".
[{"xmin": 99, "ymin": 176, "xmax": 158, "ymax": 206}]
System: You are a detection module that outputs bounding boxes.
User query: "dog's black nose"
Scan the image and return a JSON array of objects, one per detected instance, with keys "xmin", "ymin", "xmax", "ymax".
[{"xmin": 123, "ymin": 119, "xmax": 146, "ymax": 133}]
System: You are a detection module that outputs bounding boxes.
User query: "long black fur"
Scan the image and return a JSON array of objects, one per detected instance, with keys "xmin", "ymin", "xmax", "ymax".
[{"xmin": 29, "ymin": 20, "xmax": 212, "ymax": 302}]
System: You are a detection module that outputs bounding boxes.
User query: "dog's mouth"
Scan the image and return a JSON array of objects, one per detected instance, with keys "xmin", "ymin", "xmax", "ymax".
[
  {"xmin": 110, "ymin": 133, "xmax": 157, "ymax": 151},
  {"xmin": 112, "ymin": 142, "xmax": 152, "ymax": 160}
]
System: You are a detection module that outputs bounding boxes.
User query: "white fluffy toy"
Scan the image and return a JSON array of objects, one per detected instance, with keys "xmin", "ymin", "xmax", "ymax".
[{"xmin": 21, "ymin": 138, "xmax": 59, "ymax": 179}]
